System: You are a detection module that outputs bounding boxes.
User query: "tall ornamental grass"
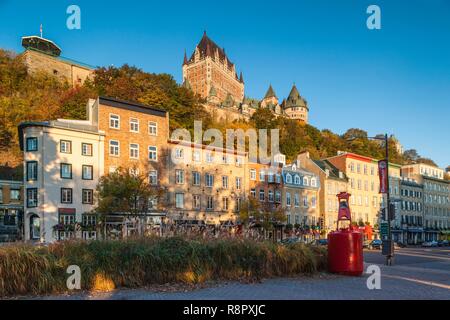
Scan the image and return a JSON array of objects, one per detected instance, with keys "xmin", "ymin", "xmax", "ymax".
[{"xmin": 0, "ymin": 237, "xmax": 327, "ymax": 297}]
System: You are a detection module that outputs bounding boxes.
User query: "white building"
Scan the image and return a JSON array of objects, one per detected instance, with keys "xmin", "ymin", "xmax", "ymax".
[
  {"xmin": 19, "ymin": 102, "xmax": 104, "ymax": 243},
  {"xmin": 402, "ymin": 163, "xmax": 445, "ymax": 180}
]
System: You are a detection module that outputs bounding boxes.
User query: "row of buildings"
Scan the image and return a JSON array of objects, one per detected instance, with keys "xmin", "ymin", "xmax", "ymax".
[
  {"xmin": 0, "ymin": 32, "xmax": 448, "ymax": 243},
  {"xmin": 0, "ymin": 95, "xmax": 447, "ymax": 243}
]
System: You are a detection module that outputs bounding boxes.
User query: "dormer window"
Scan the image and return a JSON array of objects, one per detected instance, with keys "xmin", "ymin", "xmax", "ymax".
[
  {"xmin": 285, "ymin": 174, "xmax": 292, "ymax": 184},
  {"xmin": 303, "ymin": 177, "xmax": 309, "ymax": 186},
  {"xmin": 294, "ymin": 175, "xmax": 300, "ymax": 185}
]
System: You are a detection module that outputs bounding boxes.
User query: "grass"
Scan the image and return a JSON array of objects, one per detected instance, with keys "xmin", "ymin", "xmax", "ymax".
[{"xmin": 0, "ymin": 237, "xmax": 327, "ymax": 297}]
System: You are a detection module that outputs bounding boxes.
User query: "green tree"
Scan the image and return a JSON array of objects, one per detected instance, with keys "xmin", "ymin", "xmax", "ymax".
[{"xmin": 95, "ymin": 167, "xmax": 163, "ymax": 237}]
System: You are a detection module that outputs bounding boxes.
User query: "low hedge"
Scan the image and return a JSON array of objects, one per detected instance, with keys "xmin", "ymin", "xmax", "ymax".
[{"xmin": 0, "ymin": 237, "xmax": 327, "ymax": 297}]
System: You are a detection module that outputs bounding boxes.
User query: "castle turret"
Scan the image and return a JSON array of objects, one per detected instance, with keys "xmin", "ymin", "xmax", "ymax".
[
  {"xmin": 283, "ymin": 84, "xmax": 308, "ymax": 123},
  {"xmin": 260, "ymin": 84, "xmax": 279, "ymax": 110}
]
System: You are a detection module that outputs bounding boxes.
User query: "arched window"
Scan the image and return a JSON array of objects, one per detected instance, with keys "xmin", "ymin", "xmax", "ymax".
[
  {"xmin": 286, "ymin": 174, "xmax": 292, "ymax": 184},
  {"xmin": 303, "ymin": 176, "xmax": 309, "ymax": 186}
]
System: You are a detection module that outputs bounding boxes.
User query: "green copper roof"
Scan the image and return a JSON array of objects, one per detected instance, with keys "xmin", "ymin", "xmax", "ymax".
[
  {"xmin": 285, "ymin": 84, "xmax": 307, "ymax": 109},
  {"xmin": 264, "ymin": 85, "xmax": 277, "ymax": 99}
]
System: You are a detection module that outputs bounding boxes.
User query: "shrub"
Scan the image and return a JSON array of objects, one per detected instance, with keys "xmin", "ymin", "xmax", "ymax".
[{"xmin": 0, "ymin": 237, "xmax": 327, "ymax": 297}]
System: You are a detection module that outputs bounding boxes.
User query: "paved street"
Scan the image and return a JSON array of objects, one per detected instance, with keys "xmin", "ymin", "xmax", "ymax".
[{"xmin": 37, "ymin": 247, "xmax": 450, "ymax": 300}]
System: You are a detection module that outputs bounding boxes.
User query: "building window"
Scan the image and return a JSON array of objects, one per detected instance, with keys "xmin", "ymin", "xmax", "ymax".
[
  {"xmin": 193, "ymin": 150, "xmax": 201, "ymax": 162},
  {"xmin": 222, "ymin": 176, "xmax": 229, "ymax": 189},
  {"xmin": 294, "ymin": 175, "xmax": 300, "ymax": 185},
  {"xmin": 311, "ymin": 178, "xmax": 317, "ymax": 187},
  {"xmin": 60, "ymin": 163, "xmax": 72, "ymax": 179},
  {"xmin": 294, "ymin": 194, "xmax": 300, "ymax": 207},
  {"xmin": 175, "ymin": 148, "xmax": 184, "ymax": 159},
  {"xmin": 10, "ymin": 189, "xmax": 20, "ymax": 201},
  {"xmin": 82, "ymin": 189, "xmax": 94, "ymax": 204},
  {"xmin": 130, "ymin": 143, "xmax": 139, "ymax": 159},
  {"xmin": 206, "ymin": 152, "xmax": 214, "ymax": 163},
  {"xmin": 250, "ymin": 169, "xmax": 256, "ymax": 180},
  {"xmin": 109, "ymin": 140, "xmax": 120, "ymax": 156},
  {"xmin": 206, "ymin": 196, "xmax": 214, "ymax": 210},
  {"xmin": 82, "ymin": 165, "xmax": 93, "ymax": 180},
  {"xmin": 148, "ymin": 121, "xmax": 157, "ymax": 135},
  {"xmin": 61, "ymin": 188, "xmax": 73, "ymax": 204},
  {"xmin": 286, "ymin": 174, "xmax": 292, "ymax": 184},
  {"xmin": 312, "ymin": 196, "xmax": 317, "ymax": 208},
  {"xmin": 27, "ymin": 188, "xmax": 38, "ymax": 208},
  {"xmin": 26, "ymin": 137, "xmax": 38, "ymax": 152},
  {"xmin": 205, "ymin": 174, "xmax": 214, "ymax": 187},
  {"xmin": 192, "ymin": 171, "xmax": 201, "ymax": 186},
  {"xmin": 236, "ymin": 198, "xmax": 242, "ymax": 212},
  {"xmin": 259, "ymin": 189, "xmax": 265, "ymax": 202},
  {"xmin": 268, "ymin": 190, "xmax": 274, "ymax": 202},
  {"xmin": 259, "ymin": 170, "xmax": 265, "ymax": 182},
  {"xmin": 130, "ymin": 118, "xmax": 139, "ymax": 132},
  {"xmin": 286, "ymin": 192, "xmax": 291, "ymax": 206},
  {"xmin": 149, "ymin": 170, "xmax": 158, "ymax": 185},
  {"xmin": 175, "ymin": 170, "xmax": 185, "ymax": 184},
  {"xmin": 193, "ymin": 195, "xmax": 201, "ymax": 210},
  {"xmin": 148, "ymin": 146, "xmax": 157, "ymax": 161},
  {"xmin": 303, "ymin": 196, "xmax": 308, "ymax": 207},
  {"xmin": 303, "ymin": 177, "xmax": 309, "ymax": 186},
  {"xmin": 60, "ymin": 140, "xmax": 72, "ymax": 154},
  {"xmin": 82, "ymin": 214, "xmax": 96, "ymax": 227},
  {"xmin": 26, "ymin": 161, "xmax": 38, "ymax": 181},
  {"xmin": 222, "ymin": 197, "xmax": 229, "ymax": 211},
  {"xmin": 250, "ymin": 188, "xmax": 256, "ymax": 198},
  {"xmin": 110, "ymin": 114, "xmax": 120, "ymax": 129},
  {"xmin": 82, "ymin": 143, "xmax": 93, "ymax": 156},
  {"xmin": 275, "ymin": 190, "xmax": 281, "ymax": 203},
  {"xmin": 236, "ymin": 177, "xmax": 241, "ymax": 190},
  {"xmin": 175, "ymin": 193, "xmax": 184, "ymax": 209}
]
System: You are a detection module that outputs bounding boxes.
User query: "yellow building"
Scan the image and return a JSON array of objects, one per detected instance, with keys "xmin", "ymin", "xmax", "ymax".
[{"xmin": 326, "ymin": 152, "xmax": 401, "ymax": 229}]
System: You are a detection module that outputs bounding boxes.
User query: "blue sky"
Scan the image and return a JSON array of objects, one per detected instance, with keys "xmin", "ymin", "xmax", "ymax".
[{"xmin": 1, "ymin": 0, "xmax": 449, "ymax": 167}]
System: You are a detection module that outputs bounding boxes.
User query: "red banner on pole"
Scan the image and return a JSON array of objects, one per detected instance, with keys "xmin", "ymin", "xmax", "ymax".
[{"xmin": 378, "ymin": 160, "xmax": 388, "ymax": 194}]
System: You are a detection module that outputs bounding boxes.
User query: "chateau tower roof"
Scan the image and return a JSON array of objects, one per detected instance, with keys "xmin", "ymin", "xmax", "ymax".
[
  {"xmin": 285, "ymin": 84, "xmax": 308, "ymax": 110},
  {"xmin": 187, "ymin": 31, "xmax": 243, "ymax": 83},
  {"xmin": 264, "ymin": 85, "xmax": 277, "ymax": 99}
]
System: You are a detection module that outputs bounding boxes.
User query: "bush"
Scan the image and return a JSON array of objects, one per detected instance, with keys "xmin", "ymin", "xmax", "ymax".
[{"xmin": 0, "ymin": 237, "xmax": 327, "ymax": 297}]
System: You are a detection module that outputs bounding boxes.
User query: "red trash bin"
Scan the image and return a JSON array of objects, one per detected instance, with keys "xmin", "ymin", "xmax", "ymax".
[{"xmin": 327, "ymin": 192, "xmax": 364, "ymax": 276}]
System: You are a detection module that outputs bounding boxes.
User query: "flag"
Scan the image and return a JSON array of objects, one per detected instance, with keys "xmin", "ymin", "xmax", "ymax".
[
  {"xmin": 40, "ymin": 24, "xmax": 43, "ymax": 37},
  {"xmin": 378, "ymin": 160, "xmax": 388, "ymax": 193}
]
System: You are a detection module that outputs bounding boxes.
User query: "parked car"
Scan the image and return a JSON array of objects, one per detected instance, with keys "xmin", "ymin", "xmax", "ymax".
[
  {"xmin": 437, "ymin": 240, "xmax": 449, "ymax": 247},
  {"xmin": 395, "ymin": 241, "xmax": 407, "ymax": 248},
  {"xmin": 369, "ymin": 239, "xmax": 382, "ymax": 250},
  {"xmin": 422, "ymin": 241, "xmax": 438, "ymax": 247},
  {"xmin": 315, "ymin": 239, "xmax": 328, "ymax": 246},
  {"xmin": 363, "ymin": 240, "xmax": 371, "ymax": 249},
  {"xmin": 281, "ymin": 237, "xmax": 300, "ymax": 245}
]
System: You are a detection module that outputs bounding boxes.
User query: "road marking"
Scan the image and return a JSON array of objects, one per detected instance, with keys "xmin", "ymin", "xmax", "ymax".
[
  {"xmin": 395, "ymin": 252, "xmax": 450, "ymax": 261},
  {"xmin": 383, "ymin": 274, "xmax": 450, "ymax": 290}
]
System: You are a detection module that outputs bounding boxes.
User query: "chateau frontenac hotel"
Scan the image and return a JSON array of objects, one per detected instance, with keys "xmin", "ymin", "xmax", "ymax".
[
  {"xmin": 182, "ymin": 32, "xmax": 309, "ymax": 123},
  {"xmin": 0, "ymin": 32, "xmax": 448, "ymax": 244}
]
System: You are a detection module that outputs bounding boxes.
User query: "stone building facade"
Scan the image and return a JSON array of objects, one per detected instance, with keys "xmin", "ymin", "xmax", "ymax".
[
  {"xmin": 182, "ymin": 31, "xmax": 245, "ymax": 103},
  {"xmin": 20, "ymin": 36, "xmax": 94, "ymax": 87}
]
